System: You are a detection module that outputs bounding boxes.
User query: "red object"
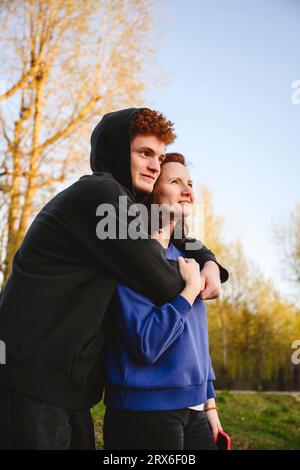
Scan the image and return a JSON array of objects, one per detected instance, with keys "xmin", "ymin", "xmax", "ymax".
[{"xmin": 215, "ymin": 430, "xmax": 231, "ymax": 450}]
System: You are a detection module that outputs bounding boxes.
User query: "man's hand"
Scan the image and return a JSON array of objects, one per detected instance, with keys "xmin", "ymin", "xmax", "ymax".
[
  {"xmin": 178, "ymin": 257, "xmax": 205, "ymax": 305},
  {"xmin": 199, "ymin": 261, "xmax": 222, "ymax": 300}
]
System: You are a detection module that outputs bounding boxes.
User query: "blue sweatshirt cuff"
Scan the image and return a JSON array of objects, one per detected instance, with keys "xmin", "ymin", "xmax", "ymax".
[
  {"xmin": 207, "ymin": 380, "xmax": 216, "ymax": 399},
  {"xmin": 169, "ymin": 294, "xmax": 192, "ymax": 320}
]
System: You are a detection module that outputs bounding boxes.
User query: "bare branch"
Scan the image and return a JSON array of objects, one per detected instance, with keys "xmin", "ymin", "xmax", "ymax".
[{"xmin": 37, "ymin": 95, "xmax": 102, "ymax": 153}]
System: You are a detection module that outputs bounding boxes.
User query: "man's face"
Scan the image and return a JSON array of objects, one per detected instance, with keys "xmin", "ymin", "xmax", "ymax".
[{"xmin": 130, "ymin": 134, "xmax": 166, "ymax": 193}]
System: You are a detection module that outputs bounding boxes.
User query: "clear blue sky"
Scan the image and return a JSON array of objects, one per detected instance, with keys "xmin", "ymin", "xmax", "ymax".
[{"xmin": 145, "ymin": 0, "xmax": 300, "ymax": 301}]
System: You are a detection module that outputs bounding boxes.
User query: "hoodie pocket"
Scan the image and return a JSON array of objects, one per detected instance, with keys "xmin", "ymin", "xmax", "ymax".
[{"xmin": 71, "ymin": 330, "xmax": 105, "ymax": 385}]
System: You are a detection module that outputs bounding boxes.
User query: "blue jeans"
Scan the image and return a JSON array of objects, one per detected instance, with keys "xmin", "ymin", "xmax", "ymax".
[
  {"xmin": 0, "ymin": 382, "xmax": 95, "ymax": 450},
  {"xmin": 103, "ymin": 407, "xmax": 218, "ymax": 450}
]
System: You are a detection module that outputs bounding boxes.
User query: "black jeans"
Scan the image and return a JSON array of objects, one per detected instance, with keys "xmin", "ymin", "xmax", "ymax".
[
  {"xmin": 0, "ymin": 382, "xmax": 95, "ymax": 450},
  {"xmin": 103, "ymin": 407, "xmax": 218, "ymax": 450}
]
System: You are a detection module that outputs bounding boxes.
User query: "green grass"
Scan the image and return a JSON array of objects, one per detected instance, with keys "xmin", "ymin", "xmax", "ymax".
[{"xmin": 91, "ymin": 391, "xmax": 300, "ymax": 450}]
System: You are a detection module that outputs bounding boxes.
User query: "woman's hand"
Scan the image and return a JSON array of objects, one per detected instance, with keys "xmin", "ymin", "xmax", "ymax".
[
  {"xmin": 178, "ymin": 257, "xmax": 204, "ymax": 305},
  {"xmin": 205, "ymin": 402, "xmax": 223, "ymax": 441}
]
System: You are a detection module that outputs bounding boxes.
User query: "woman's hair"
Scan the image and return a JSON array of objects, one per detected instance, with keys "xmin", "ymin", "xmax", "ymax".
[
  {"xmin": 162, "ymin": 152, "xmax": 186, "ymax": 166},
  {"xmin": 131, "ymin": 109, "xmax": 176, "ymax": 145}
]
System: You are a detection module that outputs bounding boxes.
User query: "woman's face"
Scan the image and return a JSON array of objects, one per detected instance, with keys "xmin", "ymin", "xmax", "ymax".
[{"xmin": 153, "ymin": 162, "xmax": 194, "ymax": 219}]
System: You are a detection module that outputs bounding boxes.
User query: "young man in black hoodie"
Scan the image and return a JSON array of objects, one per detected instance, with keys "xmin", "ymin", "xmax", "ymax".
[{"xmin": 0, "ymin": 107, "xmax": 228, "ymax": 449}]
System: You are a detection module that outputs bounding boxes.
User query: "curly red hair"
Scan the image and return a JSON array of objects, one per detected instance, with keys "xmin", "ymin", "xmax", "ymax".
[{"xmin": 131, "ymin": 109, "xmax": 176, "ymax": 145}]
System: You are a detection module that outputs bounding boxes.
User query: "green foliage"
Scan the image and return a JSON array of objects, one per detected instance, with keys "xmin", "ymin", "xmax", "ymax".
[
  {"xmin": 208, "ymin": 294, "xmax": 300, "ymax": 390},
  {"xmin": 195, "ymin": 187, "xmax": 300, "ymax": 391},
  {"xmin": 92, "ymin": 392, "xmax": 300, "ymax": 450},
  {"xmin": 214, "ymin": 391, "xmax": 300, "ymax": 450}
]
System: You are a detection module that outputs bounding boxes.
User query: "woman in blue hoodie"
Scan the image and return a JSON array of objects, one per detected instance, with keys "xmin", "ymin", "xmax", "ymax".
[{"xmin": 103, "ymin": 153, "xmax": 223, "ymax": 450}]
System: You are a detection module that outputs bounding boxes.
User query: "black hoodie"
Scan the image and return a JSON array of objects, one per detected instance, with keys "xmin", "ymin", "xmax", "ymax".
[{"xmin": 0, "ymin": 108, "xmax": 228, "ymax": 409}]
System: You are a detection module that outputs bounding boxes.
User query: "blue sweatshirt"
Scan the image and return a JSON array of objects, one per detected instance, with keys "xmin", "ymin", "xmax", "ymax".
[{"xmin": 103, "ymin": 242, "xmax": 216, "ymax": 411}]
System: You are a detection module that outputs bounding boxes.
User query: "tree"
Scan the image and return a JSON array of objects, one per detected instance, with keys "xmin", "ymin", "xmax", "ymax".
[
  {"xmin": 189, "ymin": 186, "xmax": 225, "ymax": 258},
  {"xmin": 0, "ymin": 0, "xmax": 159, "ymax": 284},
  {"xmin": 190, "ymin": 186, "xmax": 231, "ymax": 370},
  {"xmin": 274, "ymin": 204, "xmax": 300, "ymax": 288},
  {"xmin": 192, "ymin": 187, "xmax": 300, "ymax": 391}
]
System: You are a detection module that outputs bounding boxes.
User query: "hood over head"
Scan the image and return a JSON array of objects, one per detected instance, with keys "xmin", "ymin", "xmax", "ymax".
[{"xmin": 90, "ymin": 108, "xmax": 146, "ymax": 195}]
